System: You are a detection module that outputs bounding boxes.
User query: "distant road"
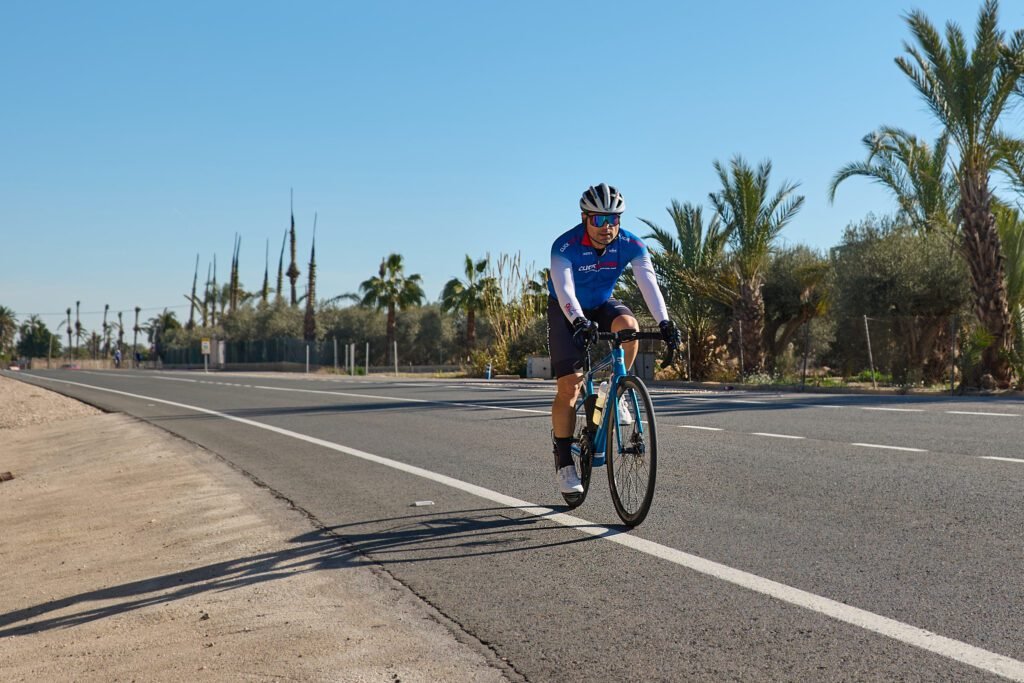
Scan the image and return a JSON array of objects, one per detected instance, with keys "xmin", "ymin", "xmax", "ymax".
[{"xmin": 8, "ymin": 368, "xmax": 1024, "ymax": 681}]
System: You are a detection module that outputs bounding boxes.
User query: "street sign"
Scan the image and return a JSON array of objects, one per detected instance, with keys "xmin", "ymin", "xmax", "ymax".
[{"xmin": 201, "ymin": 338, "xmax": 211, "ymax": 355}]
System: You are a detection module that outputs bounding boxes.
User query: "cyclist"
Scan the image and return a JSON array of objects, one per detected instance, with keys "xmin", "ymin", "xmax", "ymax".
[{"xmin": 547, "ymin": 183, "xmax": 682, "ymax": 495}]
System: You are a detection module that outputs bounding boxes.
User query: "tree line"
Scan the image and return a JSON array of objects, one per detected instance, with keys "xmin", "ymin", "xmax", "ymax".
[{"xmin": 4, "ymin": 2, "xmax": 1024, "ymax": 388}]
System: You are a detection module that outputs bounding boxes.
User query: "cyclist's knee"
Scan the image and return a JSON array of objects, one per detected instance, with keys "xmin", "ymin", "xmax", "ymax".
[
  {"xmin": 611, "ymin": 314, "xmax": 638, "ymax": 331},
  {"xmin": 554, "ymin": 373, "xmax": 583, "ymax": 402}
]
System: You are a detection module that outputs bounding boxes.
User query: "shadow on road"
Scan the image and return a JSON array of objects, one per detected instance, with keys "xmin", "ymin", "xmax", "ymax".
[{"xmin": 0, "ymin": 506, "xmax": 616, "ymax": 638}]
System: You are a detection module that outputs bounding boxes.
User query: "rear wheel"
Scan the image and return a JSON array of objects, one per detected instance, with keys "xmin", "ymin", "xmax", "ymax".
[
  {"xmin": 606, "ymin": 376, "xmax": 657, "ymax": 526},
  {"xmin": 561, "ymin": 394, "xmax": 595, "ymax": 508}
]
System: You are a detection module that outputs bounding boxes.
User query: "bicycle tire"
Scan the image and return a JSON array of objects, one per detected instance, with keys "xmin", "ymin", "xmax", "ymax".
[
  {"xmin": 606, "ymin": 375, "xmax": 657, "ymax": 526},
  {"xmin": 562, "ymin": 394, "xmax": 595, "ymax": 508}
]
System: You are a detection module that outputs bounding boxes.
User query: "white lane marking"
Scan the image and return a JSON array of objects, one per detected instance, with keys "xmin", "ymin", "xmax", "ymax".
[
  {"xmin": 851, "ymin": 443, "xmax": 928, "ymax": 453},
  {"xmin": 677, "ymin": 425, "xmax": 723, "ymax": 431},
  {"xmin": 862, "ymin": 407, "xmax": 925, "ymax": 413},
  {"xmin": 946, "ymin": 411, "xmax": 1020, "ymax": 417},
  {"xmin": 819, "ymin": 405, "xmax": 844, "ymax": 409},
  {"xmin": 81, "ymin": 371, "xmax": 200, "ymax": 384},
  {"xmin": 752, "ymin": 432, "xmax": 805, "ymax": 440},
  {"xmin": 980, "ymin": 456, "xmax": 1024, "ymax": 464},
  {"xmin": 21, "ymin": 373, "xmax": 1024, "ymax": 681},
  {"xmin": 251, "ymin": 384, "xmax": 551, "ymax": 415}
]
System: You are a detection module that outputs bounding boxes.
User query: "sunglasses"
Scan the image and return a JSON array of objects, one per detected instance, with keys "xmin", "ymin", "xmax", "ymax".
[{"xmin": 589, "ymin": 214, "xmax": 620, "ymax": 228}]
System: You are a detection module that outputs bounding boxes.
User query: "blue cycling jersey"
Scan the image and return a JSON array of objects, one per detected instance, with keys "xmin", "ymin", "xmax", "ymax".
[{"xmin": 547, "ymin": 223, "xmax": 649, "ymax": 311}]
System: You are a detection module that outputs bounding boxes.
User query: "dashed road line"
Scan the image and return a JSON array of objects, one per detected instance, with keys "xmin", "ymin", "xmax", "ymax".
[
  {"xmin": 851, "ymin": 443, "xmax": 928, "ymax": 453},
  {"xmin": 751, "ymin": 432, "xmax": 805, "ymax": 440},
  {"xmin": 946, "ymin": 411, "xmax": 1020, "ymax": 417},
  {"xmin": 677, "ymin": 425, "xmax": 723, "ymax": 431},
  {"xmin": 862, "ymin": 407, "xmax": 925, "ymax": 413},
  {"xmin": 979, "ymin": 456, "xmax": 1024, "ymax": 464}
]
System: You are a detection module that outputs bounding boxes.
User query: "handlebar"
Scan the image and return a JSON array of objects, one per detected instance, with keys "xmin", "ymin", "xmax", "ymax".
[
  {"xmin": 585, "ymin": 329, "xmax": 677, "ymax": 369},
  {"xmin": 596, "ymin": 330, "xmax": 662, "ymax": 343}
]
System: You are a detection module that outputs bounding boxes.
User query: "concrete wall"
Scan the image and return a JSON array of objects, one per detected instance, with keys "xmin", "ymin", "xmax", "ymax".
[{"xmin": 27, "ymin": 358, "xmax": 157, "ymax": 370}]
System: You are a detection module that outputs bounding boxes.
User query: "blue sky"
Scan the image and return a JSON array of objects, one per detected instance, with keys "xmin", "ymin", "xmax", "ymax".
[{"xmin": 2, "ymin": 0, "xmax": 1021, "ymax": 336}]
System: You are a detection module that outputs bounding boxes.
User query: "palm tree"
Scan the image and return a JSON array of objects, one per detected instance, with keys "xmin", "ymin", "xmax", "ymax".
[
  {"xmin": 276, "ymin": 229, "xmax": 287, "ymax": 302},
  {"xmin": 87, "ymin": 331, "xmax": 102, "ymax": 359},
  {"xmin": 830, "ymin": 127, "xmax": 958, "ymax": 235},
  {"xmin": 639, "ymin": 201, "xmax": 731, "ymax": 379},
  {"xmin": 0, "ymin": 306, "xmax": 17, "ymax": 358},
  {"xmin": 287, "ymin": 196, "xmax": 300, "ymax": 306},
  {"xmin": 439, "ymin": 255, "xmax": 499, "ymax": 350},
  {"xmin": 996, "ymin": 204, "xmax": 1024, "ymax": 384},
  {"xmin": 303, "ymin": 217, "xmax": 318, "ymax": 342},
  {"xmin": 895, "ymin": 0, "xmax": 1024, "ymax": 384},
  {"xmin": 146, "ymin": 309, "xmax": 181, "ymax": 360},
  {"xmin": 261, "ymin": 239, "xmax": 271, "ymax": 305},
  {"xmin": 132, "ymin": 306, "xmax": 142, "ymax": 361},
  {"xmin": 17, "ymin": 315, "xmax": 51, "ymax": 359},
  {"xmin": 359, "ymin": 253, "xmax": 425, "ymax": 364},
  {"xmin": 188, "ymin": 253, "xmax": 200, "ymax": 329},
  {"xmin": 65, "ymin": 308, "xmax": 72, "ymax": 359},
  {"xmin": 228, "ymin": 233, "xmax": 242, "ymax": 314},
  {"xmin": 709, "ymin": 156, "xmax": 804, "ymax": 374},
  {"xmin": 74, "ymin": 301, "xmax": 82, "ymax": 358},
  {"xmin": 209, "ymin": 255, "xmax": 218, "ymax": 327},
  {"xmin": 102, "ymin": 304, "xmax": 111, "ymax": 357}
]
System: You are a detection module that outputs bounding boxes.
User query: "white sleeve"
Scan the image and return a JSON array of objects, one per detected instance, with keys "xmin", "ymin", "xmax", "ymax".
[
  {"xmin": 631, "ymin": 253, "xmax": 669, "ymax": 323},
  {"xmin": 550, "ymin": 253, "xmax": 584, "ymax": 322}
]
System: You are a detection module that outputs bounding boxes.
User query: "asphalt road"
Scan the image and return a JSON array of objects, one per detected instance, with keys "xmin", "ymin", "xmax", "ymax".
[{"xmin": 7, "ymin": 368, "xmax": 1024, "ymax": 681}]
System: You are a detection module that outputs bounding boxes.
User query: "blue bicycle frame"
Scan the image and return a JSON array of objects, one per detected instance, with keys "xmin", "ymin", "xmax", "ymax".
[{"xmin": 575, "ymin": 334, "xmax": 644, "ymax": 463}]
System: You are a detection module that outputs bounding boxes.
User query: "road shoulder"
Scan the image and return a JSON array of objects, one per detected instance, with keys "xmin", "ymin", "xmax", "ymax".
[{"xmin": 0, "ymin": 401, "xmax": 512, "ymax": 681}]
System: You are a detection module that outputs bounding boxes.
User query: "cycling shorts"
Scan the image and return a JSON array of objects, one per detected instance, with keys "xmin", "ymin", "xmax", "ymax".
[{"xmin": 547, "ymin": 297, "xmax": 634, "ymax": 378}]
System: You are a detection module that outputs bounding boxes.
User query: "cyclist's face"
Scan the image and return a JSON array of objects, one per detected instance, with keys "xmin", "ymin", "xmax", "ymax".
[{"xmin": 583, "ymin": 212, "xmax": 619, "ymax": 247}]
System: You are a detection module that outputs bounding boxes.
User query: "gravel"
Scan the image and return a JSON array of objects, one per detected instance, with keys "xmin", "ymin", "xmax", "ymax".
[{"xmin": 0, "ymin": 373, "xmax": 101, "ymax": 429}]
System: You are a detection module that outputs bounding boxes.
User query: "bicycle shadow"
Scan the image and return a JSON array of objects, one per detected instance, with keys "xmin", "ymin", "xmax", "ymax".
[{"xmin": 0, "ymin": 505, "xmax": 620, "ymax": 638}]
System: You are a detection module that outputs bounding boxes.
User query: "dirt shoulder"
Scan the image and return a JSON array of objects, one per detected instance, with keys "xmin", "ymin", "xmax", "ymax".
[{"xmin": 0, "ymin": 373, "xmax": 513, "ymax": 682}]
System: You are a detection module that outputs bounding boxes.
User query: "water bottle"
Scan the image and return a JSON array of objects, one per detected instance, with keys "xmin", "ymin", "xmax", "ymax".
[{"xmin": 592, "ymin": 381, "xmax": 609, "ymax": 427}]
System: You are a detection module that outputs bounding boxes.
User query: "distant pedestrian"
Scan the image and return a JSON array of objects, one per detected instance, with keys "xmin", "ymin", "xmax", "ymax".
[
  {"xmin": 135, "ymin": 351, "xmax": 142, "ymax": 368},
  {"xmin": 113, "ymin": 348, "xmax": 122, "ymax": 368}
]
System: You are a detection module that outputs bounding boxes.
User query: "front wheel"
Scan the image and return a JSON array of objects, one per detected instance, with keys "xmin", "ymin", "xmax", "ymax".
[{"xmin": 606, "ymin": 376, "xmax": 657, "ymax": 526}]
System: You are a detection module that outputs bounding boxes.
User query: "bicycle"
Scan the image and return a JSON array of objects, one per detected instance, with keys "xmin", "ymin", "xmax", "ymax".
[{"xmin": 562, "ymin": 328, "xmax": 673, "ymax": 526}]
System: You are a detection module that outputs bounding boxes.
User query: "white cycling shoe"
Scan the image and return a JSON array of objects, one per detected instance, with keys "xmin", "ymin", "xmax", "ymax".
[
  {"xmin": 617, "ymin": 395, "xmax": 634, "ymax": 425},
  {"xmin": 556, "ymin": 465, "xmax": 584, "ymax": 494}
]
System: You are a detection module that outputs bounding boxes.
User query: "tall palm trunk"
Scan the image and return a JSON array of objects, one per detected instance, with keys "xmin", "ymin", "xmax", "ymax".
[
  {"xmin": 74, "ymin": 301, "xmax": 81, "ymax": 358},
  {"xmin": 466, "ymin": 308, "xmax": 476, "ymax": 349},
  {"xmin": 188, "ymin": 253, "xmax": 199, "ymax": 329},
  {"xmin": 386, "ymin": 305, "xmax": 396, "ymax": 364},
  {"xmin": 66, "ymin": 308, "xmax": 72, "ymax": 361},
  {"xmin": 961, "ymin": 171, "xmax": 1012, "ymax": 384},
  {"xmin": 133, "ymin": 307, "xmax": 141, "ymax": 362},
  {"xmin": 303, "ymin": 223, "xmax": 317, "ymax": 342},
  {"xmin": 102, "ymin": 304, "xmax": 110, "ymax": 356},
  {"xmin": 736, "ymin": 279, "xmax": 766, "ymax": 374}
]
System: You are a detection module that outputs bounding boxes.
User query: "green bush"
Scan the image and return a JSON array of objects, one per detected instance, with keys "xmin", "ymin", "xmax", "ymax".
[{"xmin": 855, "ymin": 369, "xmax": 889, "ymax": 383}]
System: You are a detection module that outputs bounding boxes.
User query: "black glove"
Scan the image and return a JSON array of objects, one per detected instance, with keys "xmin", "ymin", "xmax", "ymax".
[
  {"xmin": 571, "ymin": 317, "xmax": 598, "ymax": 351},
  {"xmin": 659, "ymin": 319, "xmax": 682, "ymax": 349}
]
